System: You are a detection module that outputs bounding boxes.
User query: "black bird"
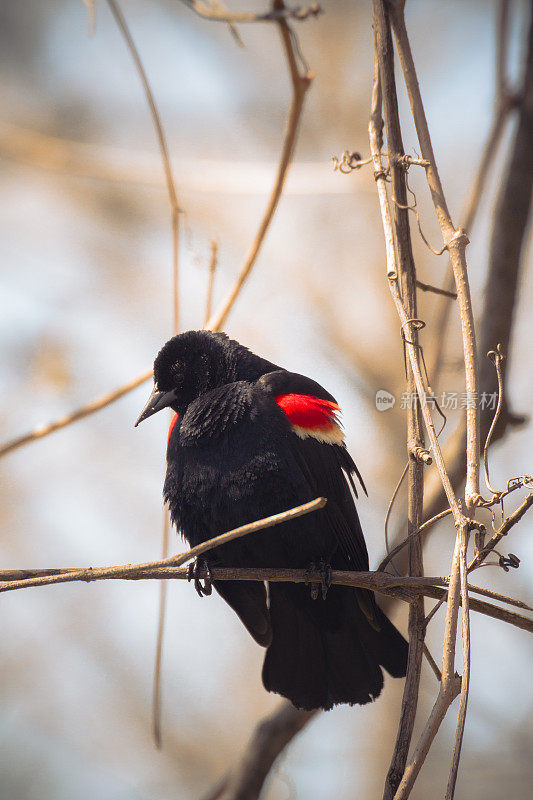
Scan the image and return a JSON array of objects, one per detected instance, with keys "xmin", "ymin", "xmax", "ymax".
[{"xmin": 136, "ymin": 330, "xmax": 407, "ymax": 711}]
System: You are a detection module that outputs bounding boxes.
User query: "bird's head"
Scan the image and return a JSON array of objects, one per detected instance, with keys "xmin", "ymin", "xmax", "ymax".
[{"xmin": 134, "ymin": 330, "xmax": 258, "ymax": 426}]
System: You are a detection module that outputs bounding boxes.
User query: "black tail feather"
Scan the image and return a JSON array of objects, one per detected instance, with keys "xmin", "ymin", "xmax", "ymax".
[
  {"xmin": 355, "ymin": 604, "xmax": 410, "ymax": 678},
  {"xmin": 262, "ymin": 584, "xmax": 407, "ymax": 711}
]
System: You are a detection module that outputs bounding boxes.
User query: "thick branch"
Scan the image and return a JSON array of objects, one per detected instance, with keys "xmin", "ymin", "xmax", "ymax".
[
  {"xmin": 370, "ymin": 6, "xmax": 425, "ymax": 798},
  {"xmin": 215, "ymin": 701, "xmax": 317, "ymax": 800},
  {"xmin": 479, "ymin": 3, "xmax": 533, "ymax": 442},
  {"xmin": 390, "ymin": 2, "xmax": 480, "ymax": 510},
  {"xmin": 418, "ymin": 1, "xmax": 533, "ymax": 532},
  {"xmin": 0, "ymin": 563, "xmax": 531, "ymax": 632},
  {"xmin": 429, "ymin": 0, "xmax": 518, "ymax": 407}
]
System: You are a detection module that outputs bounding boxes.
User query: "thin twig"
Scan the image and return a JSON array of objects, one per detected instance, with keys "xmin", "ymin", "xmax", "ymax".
[
  {"xmin": 415, "ymin": 280, "xmax": 456, "ymax": 299},
  {"xmin": 468, "ymin": 492, "xmax": 533, "ymax": 572},
  {"xmin": 179, "ymin": 0, "xmax": 322, "ymax": 24},
  {"xmin": 424, "ymin": 597, "xmax": 445, "ymax": 627},
  {"xmin": 0, "ymin": 498, "xmax": 327, "ymax": 595},
  {"xmin": 391, "ymin": 188, "xmax": 447, "ymax": 257},
  {"xmin": 204, "ymin": 241, "xmax": 219, "ymax": 327},
  {"xmin": 0, "ymin": 369, "xmax": 153, "ymax": 458},
  {"xmin": 378, "ymin": 508, "xmax": 453, "ymax": 573},
  {"xmin": 369, "ymin": 46, "xmax": 462, "ymax": 523},
  {"xmin": 496, "ymin": 0, "xmax": 512, "ymax": 104},
  {"xmin": 106, "ymin": 0, "xmax": 180, "ymax": 330},
  {"xmin": 206, "ymin": 0, "xmax": 313, "ymax": 330},
  {"xmin": 483, "ymin": 345, "xmax": 505, "ymax": 495},
  {"xmin": 383, "ymin": 462, "xmax": 408, "ymax": 571},
  {"xmin": 153, "ymin": 507, "xmax": 170, "ymax": 749},
  {"xmin": 423, "ymin": 644, "xmax": 442, "ymax": 682},
  {"xmin": 463, "ymin": 582, "xmax": 531, "ymax": 612},
  {"xmin": 429, "ymin": 96, "xmax": 516, "ymax": 384},
  {"xmin": 393, "ymin": 534, "xmax": 464, "ymax": 800},
  {"xmin": 446, "ymin": 533, "xmax": 470, "ymax": 799}
]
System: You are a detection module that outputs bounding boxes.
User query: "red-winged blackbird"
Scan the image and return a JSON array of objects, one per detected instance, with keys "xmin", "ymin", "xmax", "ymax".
[{"xmin": 136, "ymin": 330, "xmax": 407, "ymax": 710}]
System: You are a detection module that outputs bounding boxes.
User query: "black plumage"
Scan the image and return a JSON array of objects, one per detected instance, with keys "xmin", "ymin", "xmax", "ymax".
[{"xmin": 136, "ymin": 330, "xmax": 408, "ymax": 711}]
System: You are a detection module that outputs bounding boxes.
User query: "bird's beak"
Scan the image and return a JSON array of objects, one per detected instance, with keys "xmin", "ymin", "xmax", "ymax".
[{"xmin": 135, "ymin": 385, "xmax": 178, "ymax": 427}]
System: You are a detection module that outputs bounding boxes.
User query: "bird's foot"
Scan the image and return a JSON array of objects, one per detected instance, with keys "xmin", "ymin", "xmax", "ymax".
[
  {"xmin": 187, "ymin": 558, "xmax": 212, "ymax": 598},
  {"xmin": 304, "ymin": 562, "xmax": 319, "ymax": 600},
  {"xmin": 305, "ymin": 561, "xmax": 331, "ymax": 600}
]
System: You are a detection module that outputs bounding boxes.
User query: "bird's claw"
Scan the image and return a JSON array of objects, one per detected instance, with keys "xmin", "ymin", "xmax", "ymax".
[
  {"xmin": 305, "ymin": 560, "xmax": 331, "ymax": 600},
  {"xmin": 305, "ymin": 562, "xmax": 317, "ymax": 599},
  {"xmin": 187, "ymin": 558, "xmax": 212, "ymax": 597}
]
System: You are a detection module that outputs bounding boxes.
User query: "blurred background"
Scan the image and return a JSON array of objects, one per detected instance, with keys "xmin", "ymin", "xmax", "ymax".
[{"xmin": 0, "ymin": 1, "xmax": 532, "ymax": 798}]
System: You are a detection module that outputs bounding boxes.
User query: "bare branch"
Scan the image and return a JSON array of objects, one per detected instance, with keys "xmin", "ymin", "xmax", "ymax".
[
  {"xmin": 153, "ymin": 507, "xmax": 170, "ymax": 749},
  {"xmin": 206, "ymin": 0, "xmax": 313, "ymax": 330},
  {"xmin": 446, "ymin": 534, "xmax": 471, "ymax": 799},
  {"xmin": 421, "ymin": 2, "xmax": 533, "ymax": 537},
  {"xmin": 483, "ymin": 345, "xmax": 505, "ymax": 495},
  {"xmin": 415, "ymin": 280, "xmax": 456, "ymax": 299},
  {"xmin": 0, "ymin": 368, "xmax": 153, "ymax": 458},
  {"xmin": 383, "ymin": 462, "xmax": 408, "ymax": 569},
  {"xmin": 370, "ymin": 2, "xmax": 505, "ymax": 795},
  {"xmin": 378, "ymin": 508, "xmax": 453, "ymax": 573},
  {"xmin": 468, "ymin": 492, "xmax": 533, "ymax": 572},
  {"xmin": 106, "ymin": 0, "xmax": 180, "ymax": 330},
  {"xmin": 216, "ymin": 701, "xmax": 317, "ymax": 800},
  {"xmin": 179, "ymin": 0, "xmax": 322, "ymax": 24},
  {"xmin": 478, "ymin": 3, "xmax": 533, "ymax": 443},
  {"xmin": 0, "ymin": 562, "xmax": 531, "ymax": 635},
  {"xmin": 428, "ymin": 0, "xmax": 521, "ymax": 430},
  {"xmin": 368, "ymin": 17, "xmax": 469, "ymax": 793},
  {"xmin": 390, "ymin": 3, "xmax": 480, "ymax": 512},
  {"xmin": 2, "ymin": 560, "xmax": 528, "ymax": 610},
  {"xmin": 204, "ymin": 241, "xmax": 219, "ymax": 327},
  {"xmin": 0, "ymin": 498, "xmax": 327, "ymax": 595},
  {"xmin": 461, "ymin": 582, "xmax": 531, "ymax": 612},
  {"xmin": 394, "ymin": 677, "xmax": 461, "ymax": 800},
  {"xmin": 496, "ymin": 0, "xmax": 512, "ymax": 108},
  {"xmin": 369, "ymin": 9, "xmax": 426, "ymax": 798}
]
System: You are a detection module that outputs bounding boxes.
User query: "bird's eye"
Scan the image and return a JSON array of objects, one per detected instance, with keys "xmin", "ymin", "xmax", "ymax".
[{"xmin": 169, "ymin": 365, "xmax": 184, "ymax": 386}]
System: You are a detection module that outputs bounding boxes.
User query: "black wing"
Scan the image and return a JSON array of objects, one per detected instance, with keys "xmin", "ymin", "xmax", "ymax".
[{"xmin": 257, "ymin": 370, "xmax": 369, "ymax": 571}]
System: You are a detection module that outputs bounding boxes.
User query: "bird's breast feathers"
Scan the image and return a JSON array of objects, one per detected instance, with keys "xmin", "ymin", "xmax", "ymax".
[{"xmin": 275, "ymin": 393, "xmax": 345, "ymax": 445}]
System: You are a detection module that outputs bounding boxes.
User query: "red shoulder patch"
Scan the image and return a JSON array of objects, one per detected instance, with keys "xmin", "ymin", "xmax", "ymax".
[
  {"xmin": 275, "ymin": 394, "xmax": 344, "ymax": 444},
  {"xmin": 167, "ymin": 412, "xmax": 179, "ymax": 444}
]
